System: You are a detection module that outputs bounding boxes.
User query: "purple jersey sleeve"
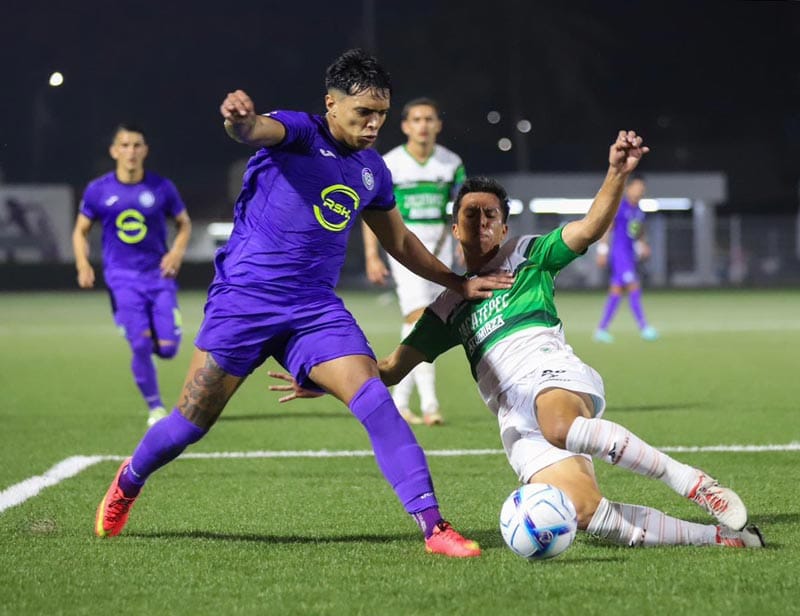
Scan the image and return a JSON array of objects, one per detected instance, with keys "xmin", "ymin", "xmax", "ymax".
[
  {"xmin": 79, "ymin": 182, "xmax": 102, "ymax": 220},
  {"xmin": 264, "ymin": 110, "xmax": 319, "ymax": 152}
]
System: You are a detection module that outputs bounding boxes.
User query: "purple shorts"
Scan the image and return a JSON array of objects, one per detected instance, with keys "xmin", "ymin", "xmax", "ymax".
[
  {"xmin": 105, "ymin": 269, "xmax": 181, "ymax": 344},
  {"xmin": 195, "ymin": 283, "xmax": 375, "ymax": 386},
  {"xmin": 609, "ymin": 253, "xmax": 639, "ymax": 287}
]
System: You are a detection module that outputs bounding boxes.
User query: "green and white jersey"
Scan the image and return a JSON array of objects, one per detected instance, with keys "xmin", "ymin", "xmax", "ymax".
[
  {"xmin": 403, "ymin": 228, "xmax": 582, "ymax": 400},
  {"xmin": 383, "ymin": 144, "xmax": 465, "ymax": 225}
]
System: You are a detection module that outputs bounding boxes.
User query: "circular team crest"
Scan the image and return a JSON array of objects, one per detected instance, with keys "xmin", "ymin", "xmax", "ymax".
[
  {"xmin": 138, "ymin": 191, "xmax": 156, "ymax": 207},
  {"xmin": 361, "ymin": 167, "xmax": 375, "ymax": 191}
]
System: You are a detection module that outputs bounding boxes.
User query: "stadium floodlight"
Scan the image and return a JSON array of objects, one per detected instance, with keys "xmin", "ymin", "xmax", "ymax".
[
  {"xmin": 497, "ymin": 138, "xmax": 512, "ymax": 152},
  {"xmin": 529, "ymin": 197, "xmax": 692, "ymax": 214},
  {"xmin": 48, "ymin": 72, "xmax": 64, "ymax": 87}
]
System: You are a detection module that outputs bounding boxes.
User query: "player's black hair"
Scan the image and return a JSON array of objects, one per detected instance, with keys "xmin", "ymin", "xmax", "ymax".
[
  {"xmin": 628, "ymin": 172, "xmax": 646, "ymax": 184},
  {"xmin": 452, "ymin": 176, "xmax": 511, "ymax": 223},
  {"xmin": 111, "ymin": 122, "xmax": 147, "ymax": 143},
  {"xmin": 400, "ymin": 97, "xmax": 440, "ymax": 121},
  {"xmin": 325, "ymin": 48, "xmax": 392, "ymax": 98}
]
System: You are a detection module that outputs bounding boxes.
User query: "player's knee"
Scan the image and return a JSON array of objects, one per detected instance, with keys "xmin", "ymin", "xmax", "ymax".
[
  {"xmin": 537, "ymin": 390, "xmax": 592, "ymax": 449},
  {"xmin": 129, "ymin": 334, "xmax": 153, "ymax": 356},
  {"xmin": 536, "ymin": 406, "xmax": 574, "ymax": 450},
  {"xmin": 155, "ymin": 339, "xmax": 180, "ymax": 359},
  {"xmin": 540, "ymin": 419, "xmax": 571, "ymax": 450}
]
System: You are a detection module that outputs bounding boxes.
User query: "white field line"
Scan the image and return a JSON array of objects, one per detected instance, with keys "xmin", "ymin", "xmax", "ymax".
[
  {"xmin": 2, "ymin": 443, "xmax": 799, "ymax": 514},
  {"xmin": 0, "ymin": 455, "xmax": 116, "ymax": 514}
]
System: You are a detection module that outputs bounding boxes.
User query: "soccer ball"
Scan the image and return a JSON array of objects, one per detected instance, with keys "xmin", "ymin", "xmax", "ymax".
[{"xmin": 499, "ymin": 483, "xmax": 578, "ymax": 560}]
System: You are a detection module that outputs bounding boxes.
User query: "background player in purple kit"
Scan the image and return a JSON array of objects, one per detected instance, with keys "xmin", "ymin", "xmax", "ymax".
[
  {"xmin": 93, "ymin": 49, "xmax": 513, "ymax": 557},
  {"xmin": 72, "ymin": 124, "xmax": 192, "ymax": 427},
  {"xmin": 593, "ymin": 175, "xmax": 658, "ymax": 342}
]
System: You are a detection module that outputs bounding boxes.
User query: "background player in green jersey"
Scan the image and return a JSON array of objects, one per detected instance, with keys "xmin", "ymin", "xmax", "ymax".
[
  {"xmin": 363, "ymin": 98, "xmax": 465, "ymax": 427},
  {"xmin": 274, "ymin": 131, "xmax": 763, "ymax": 549}
]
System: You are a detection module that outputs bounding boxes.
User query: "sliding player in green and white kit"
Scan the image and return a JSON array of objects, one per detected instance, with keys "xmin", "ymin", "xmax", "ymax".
[{"xmin": 276, "ymin": 131, "xmax": 763, "ymax": 549}]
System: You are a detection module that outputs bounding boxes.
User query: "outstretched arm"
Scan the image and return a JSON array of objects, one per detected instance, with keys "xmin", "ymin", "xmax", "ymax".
[
  {"xmin": 361, "ymin": 207, "xmax": 514, "ymax": 300},
  {"xmin": 220, "ymin": 89, "xmax": 286, "ymax": 148},
  {"xmin": 267, "ymin": 345, "xmax": 425, "ymax": 402},
  {"xmin": 377, "ymin": 344, "xmax": 426, "ymax": 387},
  {"xmin": 562, "ymin": 130, "xmax": 649, "ymax": 254}
]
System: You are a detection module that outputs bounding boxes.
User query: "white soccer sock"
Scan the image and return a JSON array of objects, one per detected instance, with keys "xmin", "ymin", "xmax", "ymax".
[
  {"xmin": 587, "ymin": 498, "xmax": 717, "ymax": 547},
  {"xmin": 414, "ymin": 362, "xmax": 439, "ymax": 415},
  {"xmin": 392, "ymin": 322, "xmax": 418, "ymax": 410},
  {"xmin": 566, "ymin": 416, "xmax": 698, "ymax": 496},
  {"xmin": 392, "ymin": 373, "xmax": 415, "ymax": 411}
]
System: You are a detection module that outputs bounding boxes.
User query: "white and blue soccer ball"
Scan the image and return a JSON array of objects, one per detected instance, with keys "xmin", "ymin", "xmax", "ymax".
[{"xmin": 499, "ymin": 483, "xmax": 578, "ymax": 560}]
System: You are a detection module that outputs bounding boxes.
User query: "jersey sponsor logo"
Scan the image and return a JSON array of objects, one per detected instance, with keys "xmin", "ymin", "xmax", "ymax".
[
  {"xmin": 319, "ymin": 148, "xmax": 337, "ymax": 158},
  {"xmin": 405, "ymin": 193, "xmax": 446, "ymax": 208},
  {"xmin": 139, "ymin": 191, "xmax": 156, "ymax": 208},
  {"xmin": 460, "ymin": 293, "xmax": 512, "ymax": 353},
  {"xmin": 361, "ymin": 167, "xmax": 375, "ymax": 190},
  {"xmin": 115, "ymin": 209, "xmax": 148, "ymax": 244},
  {"xmin": 313, "ymin": 184, "xmax": 360, "ymax": 232},
  {"xmin": 626, "ymin": 218, "xmax": 643, "ymax": 239},
  {"xmin": 466, "ymin": 314, "xmax": 505, "ymax": 354},
  {"xmin": 407, "ymin": 206, "xmax": 445, "ymax": 221},
  {"xmin": 104, "ymin": 195, "xmax": 119, "ymax": 207}
]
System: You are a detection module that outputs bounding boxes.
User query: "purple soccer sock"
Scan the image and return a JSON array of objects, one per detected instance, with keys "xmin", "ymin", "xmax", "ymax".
[
  {"xmin": 130, "ymin": 340, "xmax": 163, "ymax": 409},
  {"xmin": 412, "ymin": 507, "xmax": 445, "ymax": 539},
  {"xmin": 598, "ymin": 293, "xmax": 622, "ymax": 330},
  {"xmin": 349, "ymin": 378, "xmax": 439, "ymax": 521},
  {"xmin": 118, "ymin": 408, "xmax": 206, "ymax": 497},
  {"xmin": 629, "ymin": 288, "xmax": 648, "ymax": 329}
]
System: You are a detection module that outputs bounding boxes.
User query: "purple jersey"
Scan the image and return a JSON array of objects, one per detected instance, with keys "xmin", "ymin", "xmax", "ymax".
[
  {"xmin": 610, "ymin": 198, "xmax": 646, "ymax": 265},
  {"xmin": 213, "ymin": 110, "xmax": 395, "ymax": 293},
  {"xmin": 80, "ymin": 171, "xmax": 186, "ymax": 274}
]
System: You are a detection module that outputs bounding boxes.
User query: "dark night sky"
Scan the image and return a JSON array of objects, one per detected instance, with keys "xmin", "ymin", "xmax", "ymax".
[{"xmin": 2, "ymin": 1, "xmax": 799, "ymax": 217}]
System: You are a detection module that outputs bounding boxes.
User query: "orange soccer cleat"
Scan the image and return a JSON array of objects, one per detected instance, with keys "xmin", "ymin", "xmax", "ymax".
[
  {"xmin": 95, "ymin": 457, "xmax": 139, "ymax": 538},
  {"xmin": 425, "ymin": 521, "xmax": 481, "ymax": 558}
]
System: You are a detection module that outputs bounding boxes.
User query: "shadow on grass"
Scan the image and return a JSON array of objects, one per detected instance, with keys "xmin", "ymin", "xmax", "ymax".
[
  {"xmin": 124, "ymin": 528, "xmax": 627, "ymax": 562},
  {"xmin": 128, "ymin": 525, "xmax": 511, "ymax": 550},
  {"xmin": 127, "ymin": 529, "xmax": 422, "ymax": 545},
  {"xmin": 218, "ymin": 411, "xmax": 349, "ymax": 422}
]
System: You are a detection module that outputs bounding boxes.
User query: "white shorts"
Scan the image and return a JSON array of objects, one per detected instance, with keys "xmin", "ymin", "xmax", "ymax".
[
  {"xmin": 388, "ymin": 225, "xmax": 452, "ymax": 316},
  {"xmin": 495, "ymin": 351, "xmax": 606, "ymax": 483}
]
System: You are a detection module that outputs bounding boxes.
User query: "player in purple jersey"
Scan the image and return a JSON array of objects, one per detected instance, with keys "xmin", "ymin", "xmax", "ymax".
[
  {"xmin": 593, "ymin": 175, "xmax": 659, "ymax": 342},
  {"xmin": 93, "ymin": 49, "xmax": 513, "ymax": 557},
  {"xmin": 72, "ymin": 124, "xmax": 192, "ymax": 427}
]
